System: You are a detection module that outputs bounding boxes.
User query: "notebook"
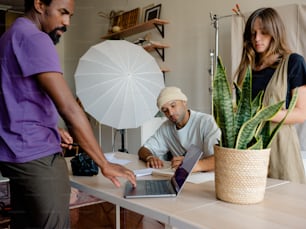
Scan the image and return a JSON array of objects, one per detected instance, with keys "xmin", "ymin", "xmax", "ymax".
[{"xmin": 123, "ymin": 144, "xmax": 203, "ymax": 198}]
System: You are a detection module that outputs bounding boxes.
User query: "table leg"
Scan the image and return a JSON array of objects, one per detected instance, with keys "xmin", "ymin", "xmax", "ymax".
[{"xmin": 116, "ymin": 204, "xmax": 120, "ymax": 229}]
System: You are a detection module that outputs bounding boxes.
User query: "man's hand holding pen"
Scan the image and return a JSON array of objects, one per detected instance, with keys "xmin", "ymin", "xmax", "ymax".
[{"xmin": 171, "ymin": 156, "xmax": 184, "ymax": 170}]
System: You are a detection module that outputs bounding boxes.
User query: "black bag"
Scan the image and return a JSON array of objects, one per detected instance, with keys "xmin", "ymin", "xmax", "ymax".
[{"xmin": 70, "ymin": 152, "xmax": 99, "ymax": 176}]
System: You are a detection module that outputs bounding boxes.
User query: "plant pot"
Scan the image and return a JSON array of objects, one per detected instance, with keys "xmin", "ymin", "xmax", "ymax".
[{"xmin": 214, "ymin": 145, "xmax": 270, "ymax": 204}]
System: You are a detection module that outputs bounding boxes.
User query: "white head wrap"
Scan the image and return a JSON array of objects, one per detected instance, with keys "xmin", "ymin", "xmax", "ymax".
[{"xmin": 157, "ymin": 87, "xmax": 188, "ymax": 110}]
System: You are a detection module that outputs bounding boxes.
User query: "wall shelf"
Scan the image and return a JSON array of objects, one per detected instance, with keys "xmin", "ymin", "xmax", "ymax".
[
  {"xmin": 101, "ymin": 18, "xmax": 169, "ymax": 40},
  {"xmin": 143, "ymin": 43, "xmax": 169, "ymax": 61},
  {"xmin": 101, "ymin": 18, "xmax": 170, "ymax": 76}
]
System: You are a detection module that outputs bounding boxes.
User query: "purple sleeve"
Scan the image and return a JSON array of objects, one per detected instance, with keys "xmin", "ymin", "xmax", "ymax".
[{"xmin": 13, "ymin": 32, "xmax": 62, "ymax": 77}]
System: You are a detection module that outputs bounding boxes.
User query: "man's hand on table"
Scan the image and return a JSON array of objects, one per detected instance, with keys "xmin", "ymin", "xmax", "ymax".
[
  {"xmin": 146, "ymin": 156, "xmax": 184, "ymax": 170},
  {"xmin": 146, "ymin": 156, "xmax": 164, "ymax": 169},
  {"xmin": 101, "ymin": 162, "xmax": 136, "ymax": 188}
]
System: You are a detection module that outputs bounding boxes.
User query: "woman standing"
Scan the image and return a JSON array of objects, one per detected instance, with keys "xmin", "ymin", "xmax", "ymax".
[{"xmin": 235, "ymin": 7, "xmax": 306, "ymax": 183}]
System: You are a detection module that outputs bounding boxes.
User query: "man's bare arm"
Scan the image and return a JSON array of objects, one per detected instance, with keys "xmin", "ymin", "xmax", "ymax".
[{"xmin": 138, "ymin": 146, "xmax": 164, "ymax": 168}]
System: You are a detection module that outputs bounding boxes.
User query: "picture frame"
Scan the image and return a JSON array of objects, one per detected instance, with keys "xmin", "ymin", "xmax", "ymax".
[
  {"xmin": 144, "ymin": 4, "xmax": 161, "ymax": 22},
  {"xmin": 140, "ymin": 4, "xmax": 155, "ymax": 23}
]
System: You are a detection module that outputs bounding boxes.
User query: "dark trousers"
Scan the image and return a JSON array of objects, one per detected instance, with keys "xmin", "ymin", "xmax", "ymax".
[{"xmin": 0, "ymin": 153, "xmax": 71, "ymax": 229}]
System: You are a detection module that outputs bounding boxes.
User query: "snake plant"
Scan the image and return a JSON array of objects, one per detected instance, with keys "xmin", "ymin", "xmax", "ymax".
[{"xmin": 213, "ymin": 56, "xmax": 297, "ymax": 150}]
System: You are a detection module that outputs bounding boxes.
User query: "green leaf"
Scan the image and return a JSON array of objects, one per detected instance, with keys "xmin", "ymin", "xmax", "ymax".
[
  {"xmin": 264, "ymin": 88, "xmax": 298, "ymax": 148},
  {"xmin": 233, "ymin": 82, "xmax": 241, "ymax": 108},
  {"xmin": 248, "ymin": 137, "xmax": 263, "ymax": 149},
  {"xmin": 251, "ymin": 91, "xmax": 264, "ymax": 116},
  {"xmin": 256, "ymin": 121, "xmax": 270, "ymax": 147},
  {"xmin": 235, "ymin": 100, "xmax": 284, "ymax": 149},
  {"xmin": 235, "ymin": 66, "xmax": 252, "ymax": 137},
  {"xmin": 213, "ymin": 57, "xmax": 235, "ymax": 148}
]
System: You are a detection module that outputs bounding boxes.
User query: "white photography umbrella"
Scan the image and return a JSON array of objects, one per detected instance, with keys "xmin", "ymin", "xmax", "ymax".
[{"xmin": 74, "ymin": 40, "xmax": 164, "ymax": 150}]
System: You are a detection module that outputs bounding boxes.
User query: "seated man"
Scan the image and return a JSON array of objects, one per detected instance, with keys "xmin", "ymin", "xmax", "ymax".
[{"xmin": 138, "ymin": 86, "xmax": 221, "ymax": 172}]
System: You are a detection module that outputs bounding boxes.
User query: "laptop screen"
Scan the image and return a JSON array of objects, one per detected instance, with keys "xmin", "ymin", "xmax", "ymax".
[{"xmin": 171, "ymin": 145, "xmax": 203, "ymax": 193}]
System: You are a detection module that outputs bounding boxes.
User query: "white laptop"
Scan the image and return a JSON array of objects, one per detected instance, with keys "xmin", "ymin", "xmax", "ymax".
[{"xmin": 123, "ymin": 144, "xmax": 203, "ymax": 198}]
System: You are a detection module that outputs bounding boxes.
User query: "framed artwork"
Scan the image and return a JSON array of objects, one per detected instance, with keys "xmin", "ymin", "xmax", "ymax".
[
  {"xmin": 144, "ymin": 4, "xmax": 161, "ymax": 22},
  {"xmin": 140, "ymin": 4, "xmax": 154, "ymax": 23}
]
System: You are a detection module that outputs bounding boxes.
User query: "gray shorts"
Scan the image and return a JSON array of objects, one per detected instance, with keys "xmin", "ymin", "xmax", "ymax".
[{"xmin": 0, "ymin": 153, "xmax": 71, "ymax": 229}]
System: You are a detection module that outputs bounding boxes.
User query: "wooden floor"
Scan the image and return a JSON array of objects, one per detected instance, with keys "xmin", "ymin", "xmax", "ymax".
[{"xmin": 70, "ymin": 202, "xmax": 165, "ymax": 229}]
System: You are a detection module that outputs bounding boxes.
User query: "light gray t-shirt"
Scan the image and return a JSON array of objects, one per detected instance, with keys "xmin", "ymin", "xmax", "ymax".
[{"xmin": 143, "ymin": 110, "xmax": 221, "ymax": 160}]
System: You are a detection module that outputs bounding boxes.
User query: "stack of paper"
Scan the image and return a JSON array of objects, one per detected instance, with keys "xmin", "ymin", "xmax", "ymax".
[{"xmin": 133, "ymin": 168, "xmax": 215, "ymax": 184}]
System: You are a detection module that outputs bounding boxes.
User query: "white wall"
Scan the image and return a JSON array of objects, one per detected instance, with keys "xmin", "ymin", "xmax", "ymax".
[{"xmin": 62, "ymin": 0, "xmax": 306, "ymax": 154}]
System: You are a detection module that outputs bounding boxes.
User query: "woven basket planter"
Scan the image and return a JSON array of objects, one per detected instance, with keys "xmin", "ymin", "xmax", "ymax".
[{"xmin": 214, "ymin": 145, "xmax": 271, "ymax": 204}]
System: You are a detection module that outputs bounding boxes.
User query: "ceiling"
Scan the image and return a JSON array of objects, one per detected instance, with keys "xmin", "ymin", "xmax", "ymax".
[{"xmin": 0, "ymin": 0, "xmax": 24, "ymax": 12}]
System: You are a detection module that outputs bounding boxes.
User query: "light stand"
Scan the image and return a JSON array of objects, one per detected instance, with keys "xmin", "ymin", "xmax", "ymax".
[{"xmin": 118, "ymin": 129, "xmax": 128, "ymax": 153}]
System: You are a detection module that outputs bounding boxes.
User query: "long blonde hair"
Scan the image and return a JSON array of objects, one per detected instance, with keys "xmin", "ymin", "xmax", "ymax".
[{"xmin": 235, "ymin": 7, "xmax": 291, "ymax": 86}]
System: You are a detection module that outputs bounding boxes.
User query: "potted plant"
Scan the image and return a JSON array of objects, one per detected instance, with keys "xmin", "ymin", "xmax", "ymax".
[{"xmin": 212, "ymin": 56, "xmax": 297, "ymax": 204}]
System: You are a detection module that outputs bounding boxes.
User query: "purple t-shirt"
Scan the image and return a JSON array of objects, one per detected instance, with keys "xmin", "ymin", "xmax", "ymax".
[{"xmin": 0, "ymin": 17, "xmax": 62, "ymax": 162}]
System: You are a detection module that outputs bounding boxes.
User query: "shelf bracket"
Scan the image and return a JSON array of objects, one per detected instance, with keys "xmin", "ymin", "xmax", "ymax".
[
  {"xmin": 153, "ymin": 23, "xmax": 165, "ymax": 38},
  {"xmin": 154, "ymin": 47, "xmax": 165, "ymax": 61}
]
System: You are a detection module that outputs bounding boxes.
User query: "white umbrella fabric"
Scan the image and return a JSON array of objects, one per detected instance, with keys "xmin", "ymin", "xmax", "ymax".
[{"xmin": 74, "ymin": 40, "xmax": 164, "ymax": 130}]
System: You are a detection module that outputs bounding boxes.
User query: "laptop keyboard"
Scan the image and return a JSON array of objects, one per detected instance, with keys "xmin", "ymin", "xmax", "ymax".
[{"xmin": 145, "ymin": 180, "xmax": 172, "ymax": 194}]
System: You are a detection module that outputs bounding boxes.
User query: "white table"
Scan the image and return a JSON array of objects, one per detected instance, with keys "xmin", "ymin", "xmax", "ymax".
[
  {"xmin": 67, "ymin": 152, "xmax": 306, "ymax": 229},
  {"xmin": 170, "ymin": 181, "xmax": 306, "ymax": 229}
]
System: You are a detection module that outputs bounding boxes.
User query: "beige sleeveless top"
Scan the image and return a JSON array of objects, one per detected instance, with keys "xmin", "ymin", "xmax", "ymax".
[{"xmin": 262, "ymin": 54, "xmax": 306, "ymax": 183}]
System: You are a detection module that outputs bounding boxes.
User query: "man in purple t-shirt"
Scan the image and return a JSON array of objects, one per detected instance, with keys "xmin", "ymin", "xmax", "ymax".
[{"xmin": 0, "ymin": 0, "xmax": 136, "ymax": 228}]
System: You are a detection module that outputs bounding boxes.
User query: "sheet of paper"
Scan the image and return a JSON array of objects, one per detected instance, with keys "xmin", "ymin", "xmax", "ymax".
[
  {"xmin": 152, "ymin": 168, "xmax": 215, "ymax": 184},
  {"xmin": 104, "ymin": 153, "xmax": 131, "ymax": 165},
  {"xmin": 133, "ymin": 168, "xmax": 153, "ymax": 177}
]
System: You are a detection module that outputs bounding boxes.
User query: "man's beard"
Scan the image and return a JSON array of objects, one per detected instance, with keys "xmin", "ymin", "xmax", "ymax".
[{"xmin": 48, "ymin": 26, "xmax": 67, "ymax": 45}]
